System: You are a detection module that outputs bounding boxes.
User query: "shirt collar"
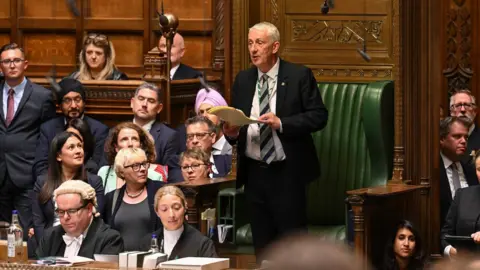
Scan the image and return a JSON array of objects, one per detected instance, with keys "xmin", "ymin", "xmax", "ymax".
[
  {"xmin": 257, "ymin": 57, "xmax": 280, "ymax": 81},
  {"xmin": 440, "ymin": 152, "xmax": 454, "ymax": 169},
  {"xmin": 4, "ymin": 77, "xmax": 27, "ymax": 95},
  {"xmin": 170, "ymin": 64, "xmax": 180, "ymax": 79},
  {"xmin": 133, "ymin": 118, "xmax": 155, "ymax": 132},
  {"xmin": 212, "ymin": 135, "xmax": 226, "ymax": 151}
]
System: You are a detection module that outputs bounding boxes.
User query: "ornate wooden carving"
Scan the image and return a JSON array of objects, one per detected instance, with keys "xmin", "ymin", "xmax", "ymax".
[
  {"xmin": 270, "ymin": 0, "xmax": 279, "ymax": 29},
  {"xmin": 443, "ymin": 0, "xmax": 473, "ymax": 93},
  {"xmin": 291, "ymin": 20, "xmax": 384, "ymax": 44},
  {"xmin": 313, "ymin": 67, "xmax": 392, "ymax": 79},
  {"xmin": 213, "ymin": 0, "xmax": 225, "ymax": 71},
  {"xmin": 143, "ymin": 46, "xmax": 168, "ymax": 80}
]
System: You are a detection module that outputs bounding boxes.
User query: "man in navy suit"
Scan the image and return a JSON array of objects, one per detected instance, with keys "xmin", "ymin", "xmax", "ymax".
[
  {"xmin": 223, "ymin": 22, "xmax": 328, "ymax": 262},
  {"xmin": 0, "ymin": 43, "xmax": 56, "ymax": 233},
  {"xmin": 185, "ymin": 116, "xmax": 231, "ymax": 178},
  {"xmin": 33, "ymin": 78, "xmax": 109, "ymax": 177},
  {"xmin": 130, "ymin": 82, "xmax": 182, "ymax": 182},
  {"xmin": 158, "ymin": 33, "xmax": 201, "ymax": 80}
]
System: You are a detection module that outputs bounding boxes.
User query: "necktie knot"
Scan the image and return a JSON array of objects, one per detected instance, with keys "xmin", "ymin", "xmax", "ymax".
[
  {"xmin": 451, "ymin": 162, "xmax": 458, "ymax": 171},
  {"xmin": 261, "ymin": 74, "xmax": 269, "ymax": 84},
  {"xmin": 8, "ymin": 88, "xmax": 14, "ymax": 96}
]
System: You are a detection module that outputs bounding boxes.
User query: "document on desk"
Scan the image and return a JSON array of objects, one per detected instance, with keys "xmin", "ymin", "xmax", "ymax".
[
  {"xmin": 36, "ymin": 256, "xmax": 93, "ymax": 266},
  {"xmin": 217, "ymin": 225, "xmax": 233, "ymax": 244},
  {"xmin": 160, "ymin": 257, "xmax": 230, "ymax": 270},
  {"xmin": 208, "ymin": 106, "xmax": 260, "ymax": 126}
]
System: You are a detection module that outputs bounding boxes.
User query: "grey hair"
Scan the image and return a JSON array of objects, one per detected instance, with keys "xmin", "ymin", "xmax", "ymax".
[
  {"xmin": 114, "ymin": 147, "xmax": 147, "ymax": 178},
  {"xmin": 450, "ymin": 89, "xmax": 476, "ymax": 108},
  {"xmin": 185, "ymin": 115, "xmax": 216, "ymax": 134},
  {"xmin": 249, "ymin": 22, "xmax": 280, "ymax": 43},
  {"xmin": 134, "ymin": 82, "xmax": 161, "ymax": 102}
]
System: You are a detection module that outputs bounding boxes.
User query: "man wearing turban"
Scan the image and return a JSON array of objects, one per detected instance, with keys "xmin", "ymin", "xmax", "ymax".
[{"xmin": 36, "ymin": 180, "xmax": 124, "ymax": 259}]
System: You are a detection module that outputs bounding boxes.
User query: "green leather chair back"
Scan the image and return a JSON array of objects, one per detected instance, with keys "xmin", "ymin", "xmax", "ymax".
[{"xmin": 307, "ymin": 81, "xmax": 394, "ymax": 227}]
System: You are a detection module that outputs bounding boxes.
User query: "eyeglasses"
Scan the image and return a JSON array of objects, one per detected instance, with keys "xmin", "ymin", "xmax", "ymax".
[
  {"xmin": 186, "ymin": 132, "xmax": 212, "ymax": 141},
  {"xmin": 451, "ymin": 103, "xmax": 475, "ymax": 110},
  {"xmin": 124, "ymin": 161, "xmax": 150, "ymax": 172},
  {"xmin": 0, "ymin": 58, "xmax": 25, "ymax": 66},
  {"xmin": 181, "ymin": 164, "xmax": 207, "ymax": 171},
  {"xmin": 62, "ymin": 96, "xmax": 83, "ymax": 106},
  {"xmin": 55, "ymin": 203, "xmax": 87, "ymax": 218}
]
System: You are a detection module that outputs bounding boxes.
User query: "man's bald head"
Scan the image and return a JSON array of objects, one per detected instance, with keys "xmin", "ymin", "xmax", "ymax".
[{"xmin": 159, "ymin": 33, "xmax": 185, "ymax": 67}]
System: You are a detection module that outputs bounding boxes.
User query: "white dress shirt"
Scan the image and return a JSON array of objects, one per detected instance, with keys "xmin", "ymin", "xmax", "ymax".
[
  {"xmin": 3, "ymin": 77, "xmax": 26, "ymax": 119},
  {"xmin": 133, "ymin": 119, "xmax": 155, "ymax": 133},
  {"xmin": 170, "ymin": 65, "xmax": 180, "ymax": 80},
  {"xmin": 163, "ymin": 225, "xmax": 184, "ymax": 257},
  {"xmin": 245, "ymin": 58, "xmax": 286, "ymax": 161},
  {"xmin": 63, "ymin": 217, "xmax": 93, "ymax": 258}
]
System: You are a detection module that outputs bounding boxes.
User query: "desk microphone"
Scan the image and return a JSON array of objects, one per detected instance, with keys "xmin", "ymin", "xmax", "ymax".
[
  {"xmin": 66, "ymin": 0, "xmax": 80, "ymax": 17},
  {"xmin": 357, "ymin": 47, "xmax": 371, "ymax": 62}
]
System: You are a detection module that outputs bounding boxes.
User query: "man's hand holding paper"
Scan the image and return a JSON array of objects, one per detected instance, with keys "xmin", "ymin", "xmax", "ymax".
[{"xmin": 258, "ymin": 112, "xmax": 281, "ymax": 130}]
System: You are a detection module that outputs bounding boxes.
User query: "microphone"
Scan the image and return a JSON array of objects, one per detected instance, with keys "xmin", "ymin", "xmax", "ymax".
[
  {"xmin": 66, "ymin": 0, "xmax": 80, "ymax": 17},
  {"xmin": 199, "ymin": 75, "xmax": 211, "ymax": 92},
  {"xmin": 321, "ymin": 0, "xmax": 330, "ymax": 14},
  {"xmin": 357, "ymin": 47, "xmax": 371, "ymax": 62}
]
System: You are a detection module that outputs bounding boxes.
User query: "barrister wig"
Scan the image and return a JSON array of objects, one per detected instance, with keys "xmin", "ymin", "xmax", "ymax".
[
  {"xmin": 54, "ymin": 180, "xmax": 99, "ymax": 217},
  {"xmin": 77, "ymin": 33, "xmax": 117, "ymax": 80}
]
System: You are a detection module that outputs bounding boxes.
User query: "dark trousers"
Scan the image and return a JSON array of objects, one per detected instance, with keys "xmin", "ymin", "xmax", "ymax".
[
  {"xmin": 0, "ymin": 172, "xmax": 33, "ymax": 241},
  {"xmin": 244, "ymin": 158, "xmax": 307, "ymax": 264}
]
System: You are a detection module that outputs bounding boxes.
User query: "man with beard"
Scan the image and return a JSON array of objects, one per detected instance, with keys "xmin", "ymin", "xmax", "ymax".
[
  {"xmin": 439, "ymin": 116, "xmax": 478, "ymax": 228},
  {"xmin": 449, "ymin": 89, "xmax": 480, "ymax": 164},
  {"xmin": 33, "ymin": 78, "xmax": 108, "ymax": 177},
  {"xmin": 0, "ymin": 43, "xmax": 56, "ymax": 236}
]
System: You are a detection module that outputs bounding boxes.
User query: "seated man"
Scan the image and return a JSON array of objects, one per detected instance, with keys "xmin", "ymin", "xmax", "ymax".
[
  {"xmin": 33, "ymin": 78, "xmax": 109, "ymax": 176},
  {"xmin": 36, "ymin": 180, "xmax": 124, "ymax": 258},
  {"xmin": 130, "ymin": 82, "xmax": 182, "ymax": 182},
  {"xmin": 185, "ymin": 116, "xmax": 231, "ymax": 177},
  {"xmin": 158, "ymin": 33, "xmax": 201, "ymax": 80}
]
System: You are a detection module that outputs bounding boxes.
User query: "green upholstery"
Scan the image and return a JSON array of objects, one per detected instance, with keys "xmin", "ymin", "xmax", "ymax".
[{"xmin": 218, "ymin": 81, "xmax": 394, "ymax": 252}]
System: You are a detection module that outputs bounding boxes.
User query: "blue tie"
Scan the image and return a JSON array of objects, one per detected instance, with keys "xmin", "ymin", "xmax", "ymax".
[{"xmin": 258, "ymin": 74, "xmax": 275, "ymax": 164}]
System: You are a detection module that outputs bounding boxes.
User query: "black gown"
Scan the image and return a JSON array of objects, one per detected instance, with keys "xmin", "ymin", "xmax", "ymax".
[
  {"xmin": 138, "ymin": 223, "xmax": 217, "ymax": 260},
  {"xmin": 35, "ymin": 217, "xmax": 124, "ymax": 259}
]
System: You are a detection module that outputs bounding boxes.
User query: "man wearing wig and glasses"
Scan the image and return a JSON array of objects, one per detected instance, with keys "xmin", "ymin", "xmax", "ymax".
[
  {"xmin": 449, "ymin": 89, "xmax": 480, "ymax": 164},
  {"xmin": 69, "ymin": 33, "xmax": 128, "ymax": 81},
  {"xmin": 0, "ymin": 43, "xmax": 56, "ymax": 240},
  {"xmin": 36, "ymin": 180, "xmax": 124, "ymax": 259}
]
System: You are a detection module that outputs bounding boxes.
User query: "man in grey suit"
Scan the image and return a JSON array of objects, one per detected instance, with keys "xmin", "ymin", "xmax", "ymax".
[{"xmin": 0, "ymin": 43, "xmax": 56, "ymax": 234}]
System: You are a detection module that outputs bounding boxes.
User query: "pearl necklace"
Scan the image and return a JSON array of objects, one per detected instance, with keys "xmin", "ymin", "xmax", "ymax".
[{"xmin": 125, "ymin": 187, "xmax": 145, "ymax": 198}]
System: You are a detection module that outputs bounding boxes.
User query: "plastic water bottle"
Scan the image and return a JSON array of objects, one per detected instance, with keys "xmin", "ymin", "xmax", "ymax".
[
  {"xmin": 149, "ymin": 234, "xmax": 159, "ymax": 253},
  {"xmin": 7, "ymin": 210, "xmax": 23, "ymax": 263}
]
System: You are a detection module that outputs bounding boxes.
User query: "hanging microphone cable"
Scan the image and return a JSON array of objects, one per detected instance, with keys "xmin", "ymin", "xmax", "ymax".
[{"xmin": 357, "ymin": 0, "xmax": 371, "ymax": 62}]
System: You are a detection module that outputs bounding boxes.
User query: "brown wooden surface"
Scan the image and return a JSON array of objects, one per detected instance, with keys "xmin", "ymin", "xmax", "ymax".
[{"xmin": 346, "ymin": 184, "xmax": 425, "ymax": 196}]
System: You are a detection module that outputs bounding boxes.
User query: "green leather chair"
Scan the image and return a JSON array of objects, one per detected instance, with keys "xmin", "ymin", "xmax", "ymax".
[{"xmin": 217, "ymin": 81, "xmax": 394, "ymax": 253}]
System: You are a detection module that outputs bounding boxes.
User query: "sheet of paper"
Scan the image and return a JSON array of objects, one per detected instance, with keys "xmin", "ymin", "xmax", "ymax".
[{"xmin": 208, "ymin": 106, "xmax": 260, "ymax": 126}]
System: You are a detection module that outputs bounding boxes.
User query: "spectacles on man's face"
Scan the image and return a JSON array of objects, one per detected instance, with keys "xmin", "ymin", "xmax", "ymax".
[
  {"xmin": 451, "ymin": 102, "xmax": 476, "ymax": 110},
  {"xmin": 0, "ymin": 58, "xmax": 25, "ymax": 66},
  {"xmin": 181, "ymin": 164, "xmax": 207, "ymax": 171},
  {"xmin": 186, "ymin": 132, "xmax": 212, "ymax": 141},
  {"xmin": 124, "ymin": 161, "xmax": 150, "ymax": 172},
  {"xmin": 62, "ymin": 96, "xmax": 83, "ymax": 106},
  {"xmin": 55, "ymin": 203, "xmax": 88, "ymax": 218}
]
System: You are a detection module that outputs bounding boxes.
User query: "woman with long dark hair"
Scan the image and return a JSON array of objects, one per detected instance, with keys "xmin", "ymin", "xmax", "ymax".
[
  {"xmin": 32, "ymin": 131, "xmax": 105, "ymax": 242},
  {"xmin": 65, "ymin": 118, "xmax": 97, "ymax": 172},
  {"xmin": 383, "ymin": 220, "xmax": 425, "ymax": 270}
]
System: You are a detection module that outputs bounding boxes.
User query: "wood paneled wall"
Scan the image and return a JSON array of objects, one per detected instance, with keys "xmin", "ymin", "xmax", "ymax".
[{"xmin": 0, "ymin": 0, "xmax": 229, "ymax": 85}]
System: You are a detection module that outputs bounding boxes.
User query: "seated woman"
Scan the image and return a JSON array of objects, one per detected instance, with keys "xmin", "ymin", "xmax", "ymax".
[
  {"xmin": 98, "ymin": 122, "xmax": 168, "ymax": 194},
  {"xmin": 441, "ymin": 151, "xmax": 480, "ymax": 258},
  {"xmin": 102, "ymin": 147, "xmax": 164, "ymax": 251},
  {"xmin": 68, "ymin": 33, "xmax": 128, "ymax": 80},
  {"xmin": 65, "ymin": 118, "xmax": 98, "ymax": 173},
  {"xmin": 139, "ymin": 185, "xmax": 217, "ymax": 258},
  {"xmin": 180, "ymin": 148, "xmax": 211, "ymax": 183},
  {"xmin": 383, "ymin": 220, "xmax": 425, "ymax": 270},
  {"xmin": 32, "ymin": 131, "xmax": 105, "ymax": 242}
]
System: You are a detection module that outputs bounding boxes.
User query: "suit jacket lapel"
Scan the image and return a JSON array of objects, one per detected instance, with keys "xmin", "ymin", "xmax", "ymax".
[
  {"xmin": 0, "ymin": 82, "xmax": 4, "ymax": 123},
  {"xmin": 13, "ymin": 79, "xmax": 33, "ymax": 120},
  {"xmin": 275, "ymin": 59, "xmax": 288, "ymax": 116},
  {"xmin": 149, "ymin": 122, "xmax": 161, "ymax": 142},
  {"xmin": 78, "ymin": 218, "xmax": 101, "ymax": 257},
  {"xmin": 240, "ymin": 68, "xmax": 257, "ymax": 117},
  {"xmin": 51, "ymin": 227, "xmax": 67, "ymax": 257}
]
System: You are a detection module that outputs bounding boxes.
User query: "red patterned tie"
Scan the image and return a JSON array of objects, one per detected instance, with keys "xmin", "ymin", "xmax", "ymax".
[{"xmin": 6, "ymin": 88, "xmax": 14, "ymax": 126}]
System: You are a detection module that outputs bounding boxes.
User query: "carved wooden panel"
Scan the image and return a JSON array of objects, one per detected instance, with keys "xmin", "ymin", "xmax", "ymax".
[
  {"xmin": 21, "ymin": 0, "xmax": 73, "ymax": 18},
  {"xmin": 23, "ymin": 34, "xmax": 77, "ymax": 65},
  {"xmin": 183, "ymin": 37, "xmax": 212, "ymax": 69},
  {"xmin": 87, "ymin": 0, "xmax": 144, "ymax": 18},
  {"xmin": 0, "ymin": 34, "xmax": 10, "ymax": 46},
  {"xmin": 109, "ymin": 35, "xmax": 144, "ymax": 66},
  {"xmin": 159, "ymin": 0, "xmax": 212, "ymax": 18},
  {"xmin": 0, "ymin": 0, "xmax": 10, "ymax": 18}
]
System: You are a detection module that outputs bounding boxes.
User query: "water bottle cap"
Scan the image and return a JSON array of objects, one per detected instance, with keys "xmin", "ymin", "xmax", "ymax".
[
  {"xmin": 152, "ymin": 234, "xmax": 156, "ymax": 238},
  {"xmin": 12, "ymin": 210, "xmax": 18, "ymax": 214}
]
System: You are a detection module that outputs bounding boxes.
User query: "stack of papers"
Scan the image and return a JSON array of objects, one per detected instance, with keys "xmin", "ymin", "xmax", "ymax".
[{"xmin": 160, "ymin": 257, "xmax": 229, "ymax": 270}]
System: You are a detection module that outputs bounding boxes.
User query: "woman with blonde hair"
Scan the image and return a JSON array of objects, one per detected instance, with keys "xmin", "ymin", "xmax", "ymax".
[
  {"xmin": 69, "ymin": 33, "xmax": 127, "ymax": 80},
  {"xmin": 138, "ymin": 185, "xmax": 217, "ymax": 259}
]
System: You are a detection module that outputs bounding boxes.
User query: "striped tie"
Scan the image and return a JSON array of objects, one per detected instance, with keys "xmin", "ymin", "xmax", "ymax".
[{"xmin": 258, "ymin": 74, "xmax": 276, "ymax": 164}]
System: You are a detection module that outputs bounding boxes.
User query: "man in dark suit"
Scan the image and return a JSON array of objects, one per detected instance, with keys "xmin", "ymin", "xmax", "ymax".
[
  {"xmin": 158, "ymin": 33, "xmax": 201, "ymax": 80},
  {"xmin": 36, "ymin": 180, "xmax": 123, "ymax": 258},
  {"xmin": 0, "ymin": 43, "xmax": 56, "ymax": 234},
  {"xmin": 130, "ymin": 82, "xmax": 182, "ymax": 182},
  {"xmin": 439, "ymin": 116, "xmax": 478, "ymax": 228},
  {"xmin": 223, "ymin": 22, "xmax": 328, "ymax": 262},
  {"xmin": 449, "ymin": 89, "xmax": 480, "ymax": 164},
  {"xmin": 33, "ymin": 78, "xmax": 109, "ymax": 177}
]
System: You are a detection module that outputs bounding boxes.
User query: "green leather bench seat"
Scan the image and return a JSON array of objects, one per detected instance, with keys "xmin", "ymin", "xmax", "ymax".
[{"xmin": 226, "ymin": 81, "xmax": 394, "ymax": 250}]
